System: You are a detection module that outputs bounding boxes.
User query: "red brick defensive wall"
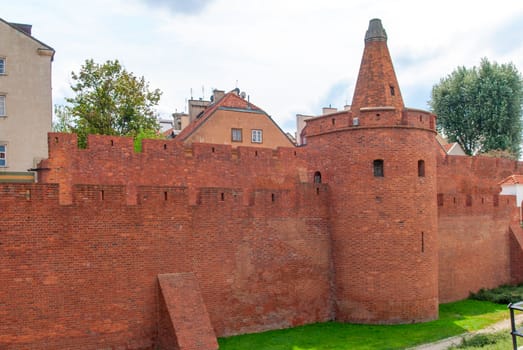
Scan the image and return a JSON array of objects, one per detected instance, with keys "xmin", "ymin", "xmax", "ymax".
[
  {"xmin": 1, "ymin": 133, "xmax": 522, "ymax": 349},
  {"xmin": 0, "ymin": 134, "xmax": 333, "ymax": 349},
  {"xmin": 437, "ymin": 155, "xmax": 523, "ymax": 302}
]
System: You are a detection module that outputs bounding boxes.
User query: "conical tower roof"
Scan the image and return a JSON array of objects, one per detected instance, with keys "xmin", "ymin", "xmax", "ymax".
[{"xmin": 351, "ymin": 19, "xmax": 404, "ymax": 112}]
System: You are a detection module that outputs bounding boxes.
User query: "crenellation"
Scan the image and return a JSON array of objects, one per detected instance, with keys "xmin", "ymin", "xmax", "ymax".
[
  {"xmin": 437, "ymin": 192, "xmax": 516, "ymax": 213},
  {"xmin": 141, "ymin": 138, "xmax": 186, "ymax": 156}
]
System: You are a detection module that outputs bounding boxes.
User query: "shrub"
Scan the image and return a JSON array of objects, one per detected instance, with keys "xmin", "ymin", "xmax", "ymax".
[
  {"xmin": 450, "ymin": 332, "xmax": 513, "ymax": 349},
  {"xmin": 469, "ymin": 284, "xmax": 523, "ymax": 304}
]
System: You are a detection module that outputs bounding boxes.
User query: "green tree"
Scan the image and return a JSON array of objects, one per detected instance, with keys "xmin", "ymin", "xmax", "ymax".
[
  {"xmin": 52, "ymin": 104, "xmax": 74, "ymax": 132},
  {"xmin": 429, "ymin": 58, "xmax": 523, "ymax": 157},
  {"xmin": 63, "ymin": 59, "xmax": 162, "ymax": 147}
]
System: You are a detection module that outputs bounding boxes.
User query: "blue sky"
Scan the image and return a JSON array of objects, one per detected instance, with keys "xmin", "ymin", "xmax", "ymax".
[{"xmin": 3, "ymin": 0, "xmax": 523, "ymax": 133}]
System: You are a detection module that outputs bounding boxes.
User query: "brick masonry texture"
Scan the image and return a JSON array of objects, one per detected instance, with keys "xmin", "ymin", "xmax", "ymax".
[
  {"xmin": 2, "ymin": 18, "xmax": 523, "ymax": 349},
  {"xmin": 1, "ymin": 133, "xmax": 521, "ymax": 349},
  {"xmin": 0, "ymin": 179, "xmax": 331, "ymax": 349},
  {"xmin": 158, "ymin": 273, "xmax": 218, "ymax": 350}
]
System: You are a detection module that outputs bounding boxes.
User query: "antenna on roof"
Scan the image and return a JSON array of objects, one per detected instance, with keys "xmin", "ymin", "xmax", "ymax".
[
  {"xmin": 202, "ymin": 86, "xmax": 205, "ymax": 100},
  {"xmin": 190, "ymin": 88, "xmax": 193, "ymax": 100}
]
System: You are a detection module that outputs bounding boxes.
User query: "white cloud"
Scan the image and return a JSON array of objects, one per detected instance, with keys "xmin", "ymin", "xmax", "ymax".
[{"xmin": 3, "ymin": 0, "xmax": 523, "ymax": 132}]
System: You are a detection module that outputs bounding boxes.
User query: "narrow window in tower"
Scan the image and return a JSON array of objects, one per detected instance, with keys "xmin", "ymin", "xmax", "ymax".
[
  {"xmin": 493, "ymin": 194, "xmax": 499, "ymax": 207},
  {"xmin": 418, "ymin": 160, "xmax": 425, "ymax": 177},
  {"xmin": 466, "ymin": 195, "xmax": 472, "ymax": 207},
  {"xmin": 314, "ymin": 171, "xmax": 322, "ymax": 184},
  {"xmin": 390, "ymin": 85, "xmax": 395, "ymax": 96},
  {"xmin": 437, "ymin": 194, "xmax": 444, "ymax": 206},
  {"xmin": 421, "ymin": 232, "xmax": 425, "ymax": 253},
  {"xmin": 373, "ymin": 159, "xmax": 384, "ymax": 177}
]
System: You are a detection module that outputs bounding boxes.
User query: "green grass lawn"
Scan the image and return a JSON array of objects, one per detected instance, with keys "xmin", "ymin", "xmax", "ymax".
[{"xmin": 218, "ymin": 300, "xmax": 509, "ymax": 350}]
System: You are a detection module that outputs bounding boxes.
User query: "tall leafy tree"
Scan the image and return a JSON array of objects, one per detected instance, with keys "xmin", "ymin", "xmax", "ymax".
[
  {"xmin": 52, "ymin": 104, "xmax": 74, "ymax": 132},
  {"xmin": 430, "ymin": 58, "xmax": 523, "ymax": 158},
  {"xmin": 63, "ymin": 59, "xmax": 162, "ymax": 147}
]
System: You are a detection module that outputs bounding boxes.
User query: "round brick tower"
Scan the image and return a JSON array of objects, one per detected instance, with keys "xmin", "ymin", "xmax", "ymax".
[{"xmin": 305, "ymin": 19, "xmax": 439, "ymax": 324}]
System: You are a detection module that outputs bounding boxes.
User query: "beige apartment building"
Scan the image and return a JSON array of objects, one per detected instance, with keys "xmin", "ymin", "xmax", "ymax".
[
  {"xmin": 176, "ymin": 89, "xmax": 295, "ymax": 149},
  {"xmin": 0, "ymin": 18, "xmax": 54, "ymax": 182}
]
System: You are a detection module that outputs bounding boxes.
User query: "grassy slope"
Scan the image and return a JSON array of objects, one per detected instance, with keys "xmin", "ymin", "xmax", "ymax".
[{"xmin": 218, "ymin": 300, "xmax": 508, "ymax": 350}]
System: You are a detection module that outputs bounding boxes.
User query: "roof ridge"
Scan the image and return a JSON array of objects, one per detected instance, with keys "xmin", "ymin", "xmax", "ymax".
[{"xmin": 0, "ymin": 17, "xmax": 55, "ymax": 59}]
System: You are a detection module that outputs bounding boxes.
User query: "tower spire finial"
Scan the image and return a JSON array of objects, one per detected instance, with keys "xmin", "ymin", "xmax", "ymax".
[{"xmin": 365, "ymin": 18, "xmax": 387, "ymax": 43}]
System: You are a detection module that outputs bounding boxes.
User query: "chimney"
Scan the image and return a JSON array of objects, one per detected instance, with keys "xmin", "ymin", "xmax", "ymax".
[
  {"xmin": 10, "ymin": 23, "xmax": 32, "ymax": 36},
  {"xmin": 212, "ymin": 89, "xmax": 225, "ymax": 103},
  {"xmin": 322, "ymin": 107, "xmax": 338, "ymax": 115},
  {"xmin": 188, "ymin": 99, "xmax": 210, "ymax": 122}
]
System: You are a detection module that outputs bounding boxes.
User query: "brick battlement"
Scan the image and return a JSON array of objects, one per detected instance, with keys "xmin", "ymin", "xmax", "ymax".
[
  {"xmin": 0, "ymin": 179, "xmax": 331, "ymax": 348},
  {"xmin": 0, "ymin": 182, "xmax": 328, "ymax": 210},
  {"xmin": 438, "ymin": 154, "xmax": 523, "ymax": 194},
  {"xmin": 39, "ymin": 133, "xmax": 313, "ymax": 205},
  {"xmin": 437, "ymin": 192, "xmax": 516, "ymax": 215},
  {"xmin": 304, "ymin": 107, "xmax": 436, "ymax": 138},
  {"xmin": 46, "ymin": 133, "xmax": 302, "ymax": 161}
]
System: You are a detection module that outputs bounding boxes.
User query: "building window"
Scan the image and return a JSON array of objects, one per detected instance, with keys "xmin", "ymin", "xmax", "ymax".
[
  {"xmin": 0, "ymin": 95, "xmax": 5, "ymax": 116},
  {"xmin": 0, "ymin": 58, "xmax": 5, "ymax": 74},
  {"xmin": 373, "ymin": 159, "xmax": 384, "ymax": 177},
  {"xmin": 231, "ymin": 128, "xmax": 242, "ymax": 142},
  {"xmin": 251, "ymin": 129, "xmax": 263, "ymax": 143},
  {"xmin": 390, "ymin": 85, "xmax": 395, "ymax": 96},
  {"xmin": 0, "ymin": 144, "xmax": 6, "ymax": 167},
  {"xmin": 418, "ymin": 160, "xmax": 425, "ymax": 177}
]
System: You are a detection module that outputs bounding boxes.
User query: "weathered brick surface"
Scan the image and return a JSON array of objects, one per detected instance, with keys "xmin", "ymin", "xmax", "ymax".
[
  {"xmin": 305, "ymin": 122, "xmax": 439, "ymax": 324},
  {"xmin": 158, "ymin": 273, "xmax": 218, "ymax": 350},
  {"xmin": 0, "ymin": 179, "xmax": 331, "ymax": 349},
  {"xmin": 436, "ymin": 155, "xmax": 523, "ymax": 302},
  {"xmin": 509, "ymin": 226, "xmax": 523, "ymax": 284},
  {"xmin": 3, "ymin": 130, "xmax": 523, "ymax": 348}
]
